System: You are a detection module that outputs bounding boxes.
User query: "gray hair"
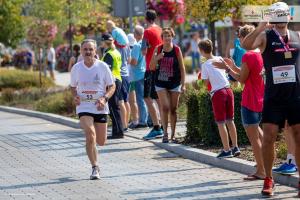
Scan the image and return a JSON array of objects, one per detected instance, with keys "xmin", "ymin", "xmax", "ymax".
[
  {"xmin": 134, "ymin": 25, "xmax": 144, "ymax": 36},
  {"xmin": 81, "ymin": 39, "xmax": 97, "ymax": 48}
]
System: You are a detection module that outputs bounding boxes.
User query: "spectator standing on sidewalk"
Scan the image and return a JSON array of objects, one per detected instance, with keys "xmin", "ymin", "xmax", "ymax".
[
  {"xmin": 107, "ymin": 20, "xmax": 131, "ymax": 132},
  {"xmin": 142, "ymin": 9, "xmax": 164, "ymax": 140},
  {"xmin": 186, "ymin": 32, "xmax": 201, "ymax": 74},
  {"xmin": 101, "ymin": 33, "xmax": 124, "ymax": 139},
  {"xmin": 128, "ymin": 26, "xmax": 148, "ymax": 129},
  {"xmin": 46, "ymin": 43, "xmax": 56, "ymax": 80},
  {"xmin": 214, "ymin": 25, "xmax": 265, "ymax": 180},
  {"xmin": 226, "ymin": 26, "xmax": 246, "ymax": 88},
  {"xmin": 199, "ymin": 39, "xmax": 240, "ymax": 158},
  {"xmin": 150, "ymin": 27, "xmax": 186, "ymax": 143},
  {"xmin": 70, "ymin": 39, "xmax": 115, "ymax": 180},
  {"xmin": 242, "ymin": 2, "xmax": 300, "ymax": 197}
]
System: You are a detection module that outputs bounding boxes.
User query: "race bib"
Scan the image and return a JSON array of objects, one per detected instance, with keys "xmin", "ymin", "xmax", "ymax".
[
  {"xmin": 80, "ymin": 90, "xmax": 101, "ymax": 102},
  {"xmin": 272, "ymin": 65, "xmax": 296, "ymax": 84}
]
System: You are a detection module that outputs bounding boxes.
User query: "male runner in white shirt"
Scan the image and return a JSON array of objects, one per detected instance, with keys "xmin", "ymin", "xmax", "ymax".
[{"xmin": 70, "ymin": 39, "xmax": 115, "ymax": 180}]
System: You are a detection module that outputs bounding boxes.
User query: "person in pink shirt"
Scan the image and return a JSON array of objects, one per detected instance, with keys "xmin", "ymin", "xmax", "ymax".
[{"xmin": 214, "ymin": 24, "xmax": 265, "ymax": 180}]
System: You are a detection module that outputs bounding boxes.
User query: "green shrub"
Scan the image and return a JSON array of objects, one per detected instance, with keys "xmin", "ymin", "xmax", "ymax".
[
  {"xmin": 0, "ymin": 69, "xmax": 54, "ymax": 89},
  {"xmin": 276, "ymin": 139, "xmax": 287, "ymax": 160},
  {"xmin": 1, "ymin": 88, "xmax": 15, "ymax": 102},
  {"xmin": 184, "ymin": 56, "xmax": 193, "ymax": 74},
  {"xmin": 0, "ymin": 87, "xmax": 48, "ymax": 105},
  {"xmin": 185, "ymin": 86, "xmax": 249, "ymax": 146},
  {"xmin": 35, "ymin": 90, "xmax": 75, "ymax": 115}
]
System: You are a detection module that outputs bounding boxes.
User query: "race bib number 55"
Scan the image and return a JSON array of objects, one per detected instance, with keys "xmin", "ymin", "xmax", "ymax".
[{"xmin": 272, "ymin": 65, "xmax": 296, "ymax": 84}]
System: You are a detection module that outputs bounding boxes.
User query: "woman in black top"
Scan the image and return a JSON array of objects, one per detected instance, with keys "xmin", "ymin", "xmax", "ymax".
[{"xmin": 150, "ymin": 27, "xmax": 186, "ymax": 143}]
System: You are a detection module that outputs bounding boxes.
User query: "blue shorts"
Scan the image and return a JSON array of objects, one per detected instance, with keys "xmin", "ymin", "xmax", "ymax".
[
  {"xmin": 155, "ymin": 85, "xmax": 182, "ymax": 93},
  {"xmin": 241, "ymin": 106, "xmax": 262, "ymax": 127},
  {"xmin": 47, "ymin": 61, "xmax": 55, "ymax": 70}
]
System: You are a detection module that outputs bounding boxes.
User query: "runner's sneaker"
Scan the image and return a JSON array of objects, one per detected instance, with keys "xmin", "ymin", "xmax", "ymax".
[
  {"xmin": 90, "ymin": 166, "xmax": 100, "ymax": 180},
  {"xmin": 143, "ymin": 128, "xmax": 163, "ymax": 140},
  {"xmin": 273, "ymin": 162, "xmax": 289, "ymax": 173},
  {"xmin": 280, "ymin": 163, "xmax": 297, "ymax": 175},
  {"xmin": 232, "ymin": 146, "xmax": 241, "ymax": 157},
  {"xmin": 261, "ymin": 177, "xmax": 275, "ymax": 197},
  {"xmin": 217, "ymin": 150, "xmax": 233, "ymax": 158}
]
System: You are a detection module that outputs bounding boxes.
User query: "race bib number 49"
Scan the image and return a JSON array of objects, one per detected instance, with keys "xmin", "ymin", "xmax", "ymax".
[{"xmin": 272, "ymin": 65, "xmax": 296, "ymax": 84}]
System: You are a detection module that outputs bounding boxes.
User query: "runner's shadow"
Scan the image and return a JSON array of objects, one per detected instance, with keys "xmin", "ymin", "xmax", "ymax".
[{"xmin": 0, "ymin": 177, "xmax": 81, "ymax": 190}]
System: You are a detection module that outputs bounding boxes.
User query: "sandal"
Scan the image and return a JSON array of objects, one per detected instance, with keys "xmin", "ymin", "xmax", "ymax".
[
  {"xmin": 243, "ymin": 174, "xmax": 264, "ymax": 181},
  {"xmin": 162, "ymin": 134, "xmax": 169, "ymax": 143}
]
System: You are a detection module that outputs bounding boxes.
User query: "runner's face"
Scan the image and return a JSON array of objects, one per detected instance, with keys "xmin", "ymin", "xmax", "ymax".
[{"xmin": 81, "ymin": 42, "xmax": 96, "ymax": 60}]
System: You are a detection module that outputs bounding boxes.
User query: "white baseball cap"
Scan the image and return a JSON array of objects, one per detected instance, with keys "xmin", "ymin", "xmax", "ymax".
[{"xmin": 269, "ymin": 2, "xmax": 290, "ymax": 23}]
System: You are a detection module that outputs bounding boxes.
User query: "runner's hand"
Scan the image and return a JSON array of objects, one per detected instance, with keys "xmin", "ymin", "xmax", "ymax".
[
  {"xmin": 257, "ymin": 22, "xmax": 274, "ymax": 32},
  {"xmin": 96, "ymin": 97, "xmax": 106, "ymax": 111},
  {"xmin": 74, "ymin": 96, "xmax": 80, "ymax": 106}
]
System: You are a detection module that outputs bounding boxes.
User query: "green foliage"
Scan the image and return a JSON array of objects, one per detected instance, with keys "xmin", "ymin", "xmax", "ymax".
[
  {"xmin": 185, "ymin": 0, "xmax": 277, "ymax": 22},
  {"xmin": 185, "ymin": 85, "xmax": 249, "ymax": 146},
  {"xmin": 35, "ymin": 90, "xmax": 75, "ymax": 115},
  {"xmin": 184, "ymin": 57, "xmax": 193, "ymax": 74},
  {"xmin": 0, "ymin": 69, "xmax": 54, "ymax": 89},
  {"xmin": 0, "ymin": 87, "xmax": 47, "ymax": 105},
  {"xmin": 0, "ymin": 0, "xmax": 26, "ymax": 47},
  {"xmin": 276, "ymin": 139, "xmax": 287, "ymax": 160}
]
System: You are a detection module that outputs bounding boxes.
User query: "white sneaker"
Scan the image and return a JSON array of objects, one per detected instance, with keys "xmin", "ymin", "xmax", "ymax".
[{"xmin": 90, "ymin": 166, "xmax": 100, "ymax": 180}]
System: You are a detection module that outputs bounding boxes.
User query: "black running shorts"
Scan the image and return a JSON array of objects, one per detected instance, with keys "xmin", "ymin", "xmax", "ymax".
[
  {"xmin": 144, "ymin": 71, "xmax": 158, "ymax": 99},
  {"xmin": 78, "ymin": 112, "xmax": 108, "ymax": 123},
  {"xmin": 262, "ymin": 100, "xmax": 300, "ymax": 128}
]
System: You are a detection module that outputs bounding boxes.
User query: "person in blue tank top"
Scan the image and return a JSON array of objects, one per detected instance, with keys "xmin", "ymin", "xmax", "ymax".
[{"xmin": 229, "ymin": 27, "xmax": 247, "ymax": 87}]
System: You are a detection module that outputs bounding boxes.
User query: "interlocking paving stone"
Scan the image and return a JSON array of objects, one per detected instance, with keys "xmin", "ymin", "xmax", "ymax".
[{"xmin": 0, "ymin": 111, "xmax": 298, "ymax": 200}]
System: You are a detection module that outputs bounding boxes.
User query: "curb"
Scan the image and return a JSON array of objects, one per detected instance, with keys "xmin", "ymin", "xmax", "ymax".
[{"xmin": 0, "ymin": 105, "xmax": 298, "ymax": 188}]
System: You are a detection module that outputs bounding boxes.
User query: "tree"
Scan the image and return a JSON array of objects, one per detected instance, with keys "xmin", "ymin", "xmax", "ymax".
[
  {"xmin": 185, "ymin": 0, "xmax": 276, "ymax": 53},
  {"xmin": 0, "ymin": 0, "xmax": 26, "ymax": 47}
]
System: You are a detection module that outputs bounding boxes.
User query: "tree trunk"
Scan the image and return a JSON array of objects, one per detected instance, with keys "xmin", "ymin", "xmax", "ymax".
[{"xmin": 209, "ymin": 21, "xmax": 216, "ymax": 55}]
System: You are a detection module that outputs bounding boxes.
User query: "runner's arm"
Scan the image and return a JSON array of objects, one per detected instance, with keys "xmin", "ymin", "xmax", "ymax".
[{"xmin": 241, "ymin": 22, "xmax": 270, "ymax": 51}]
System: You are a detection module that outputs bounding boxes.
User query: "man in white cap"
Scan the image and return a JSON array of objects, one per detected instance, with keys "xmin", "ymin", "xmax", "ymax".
[{"xmin": 242, "ymin": 2, "xmax": 300, "ymax": 197}]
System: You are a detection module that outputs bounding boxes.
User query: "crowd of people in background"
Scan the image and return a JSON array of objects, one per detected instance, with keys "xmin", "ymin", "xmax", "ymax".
[
  {"xmin": 9, "ymin": 2, "xmax": 299, "ymax": 198},
  {"xmin": 70, "ymin": 3, "xmax": 300, "ymax": 198}
]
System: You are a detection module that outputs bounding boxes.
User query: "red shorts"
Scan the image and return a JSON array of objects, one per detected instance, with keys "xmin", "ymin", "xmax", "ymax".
[{"xmin": 211, "ymin": 88, "xmax": 234, "ymax": 123}]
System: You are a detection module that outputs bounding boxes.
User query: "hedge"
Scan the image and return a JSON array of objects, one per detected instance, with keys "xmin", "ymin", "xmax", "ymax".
[
  {"xmin": 0, "ymin": 69, "xmax": 54, "ymax": 89},
  {"xmin": 35, "ymin": 90, "xmax": 75, "ymax": 115},
  {"xmin": 185, "ymin": 84, "xmax": 249, "ymax": 146}
]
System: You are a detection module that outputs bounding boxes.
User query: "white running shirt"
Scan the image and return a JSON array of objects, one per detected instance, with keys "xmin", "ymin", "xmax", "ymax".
[
  {"xmin": 70, "ymin": 59, "xmax": 114, "ymax": 114},
  {"xmin": 201, "ymin": 56, "xmax": 230, "ymax": 93}
]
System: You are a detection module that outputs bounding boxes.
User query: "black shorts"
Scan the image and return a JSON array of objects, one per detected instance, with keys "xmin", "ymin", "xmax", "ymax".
[
  {"xmin": 78, "ymin": 112, "xmax": 108, "ymax": 123},
  {"xmin": 144, "ymin": 71, "xmax": 158, "ymax": 99},
  {"xmin": 262, "ymin": 100, "xmax": 300, "ymax": 128}
]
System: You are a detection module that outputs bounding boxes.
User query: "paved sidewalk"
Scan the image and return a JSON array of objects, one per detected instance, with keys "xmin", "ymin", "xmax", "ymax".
[{"xmin": 0, "ymin": 111, "xmax": 298, "ymax": 200}]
